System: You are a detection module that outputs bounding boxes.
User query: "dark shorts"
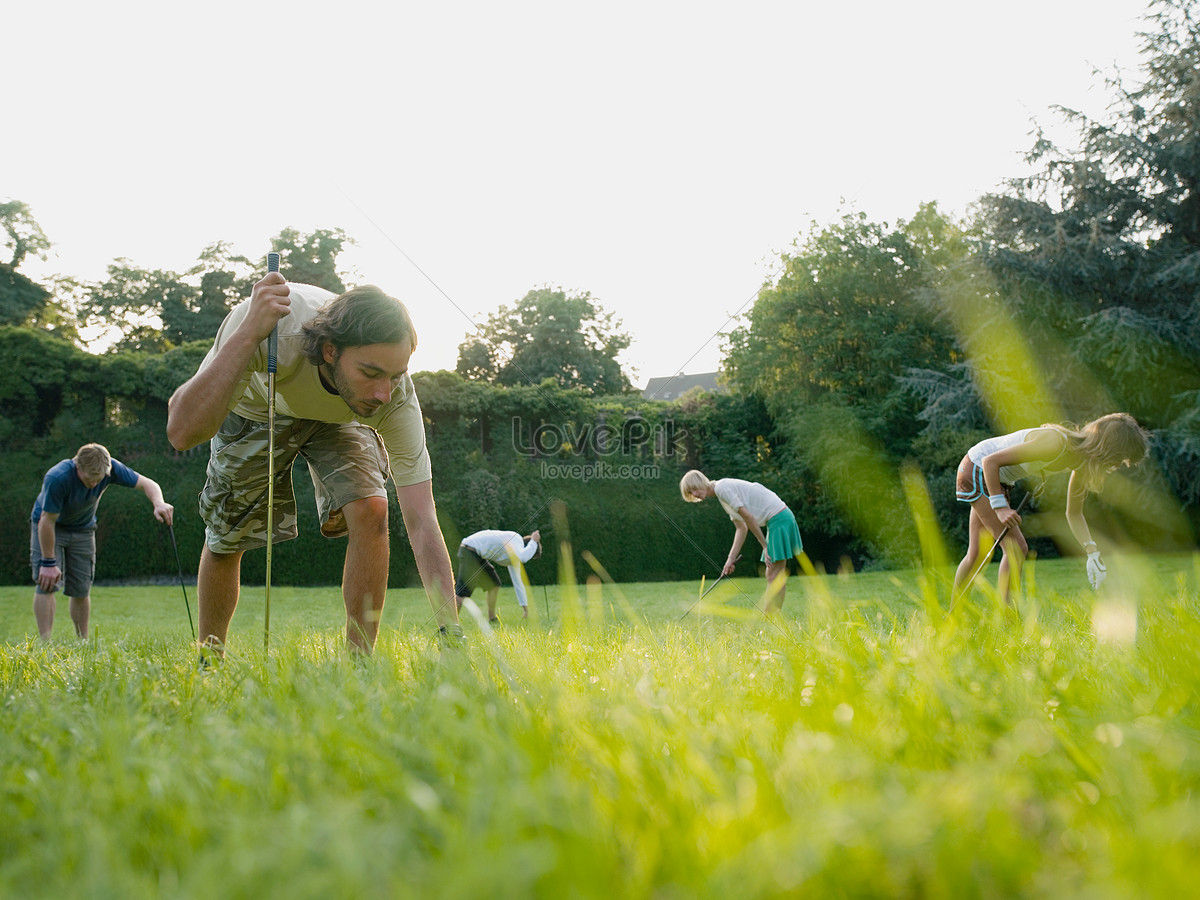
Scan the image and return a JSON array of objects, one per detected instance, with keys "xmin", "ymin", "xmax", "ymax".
[
  {"xmin": 30, "ymin": 524, "xmax": 95, "ymax": 596},
  {"xmin": 955, "ymin": 455, "xmax": 1011, "ymax": 504},
  {"xmin": 454, "ymin": 545, "xmax": 501, "ymax": 597},
  {"xmin": 199, "ymin": 411, "xmax": 391, "ymax": 554}
]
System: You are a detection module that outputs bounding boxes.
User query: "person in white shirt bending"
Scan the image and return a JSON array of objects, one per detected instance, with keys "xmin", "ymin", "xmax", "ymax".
[
  {"xmin": 680, "ymin": 471, "xmax": 805, "ymax": 614},
  {"xmin": 952, "ymin": 412, "xmax": 1150, "ymax": 605},
  {"xmin": 454, "ymin": 529, "xmax": 542, "ymax": 623}
]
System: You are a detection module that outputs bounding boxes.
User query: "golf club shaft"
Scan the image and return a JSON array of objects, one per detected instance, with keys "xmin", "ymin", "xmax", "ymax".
[
  {"xmin": 679, "ymin": 555, "xmax": 741, "ymax": 619},
  {"xmin": 952, "ymin": 489, "xmax": 1034, "ymax": 609},
  {"xmin": 169, "ymin": 522, "xmax": 196, "ymax": 640},
  {"xmin": 264, "ymin": 251, "xmax": 280, "ymax": 650}
]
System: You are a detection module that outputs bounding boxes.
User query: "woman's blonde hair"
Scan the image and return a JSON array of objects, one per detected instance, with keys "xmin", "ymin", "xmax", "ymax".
[
  {"xmin": 1049, "ymin": 412, "xmax": 1149, "ymax": 489},
  {"xmin": 679, "ymin": 469, "xmax": 711, "ymax": 502},
  {"xmin": 73, "ymin": 443, "xmax": 112, "ymax": 481}
]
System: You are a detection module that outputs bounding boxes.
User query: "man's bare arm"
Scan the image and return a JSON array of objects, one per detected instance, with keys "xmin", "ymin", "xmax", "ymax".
[
  {"xmin": 134, "ymin": 475, "xmax": 174, "ymax": 526},
  {"xmin": 36, "ymin": 513, "xmax": 60, "ymax": 592},
  {"xmin": 166, "ymin": 273, "xmax": 291, "ymax": 451},
  {"xmin": 395, "ymin": 480, "xmax": 458, "ymax": 628}
]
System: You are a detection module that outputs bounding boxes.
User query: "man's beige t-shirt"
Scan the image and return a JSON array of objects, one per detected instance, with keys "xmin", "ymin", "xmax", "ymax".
[{"xmin": 195, "ymin": 282, "xmax": 431, "ymax": 486}]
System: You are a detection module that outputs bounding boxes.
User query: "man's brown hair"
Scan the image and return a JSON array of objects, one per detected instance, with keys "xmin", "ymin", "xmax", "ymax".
[{"xmin": 301, "ymin": 285, "xmax": 418, "ymax": 365}]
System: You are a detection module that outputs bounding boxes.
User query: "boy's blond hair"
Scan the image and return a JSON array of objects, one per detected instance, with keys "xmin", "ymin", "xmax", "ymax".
[
  {"xmin": 679, "ymin": 469, "xmax": 711, "ymax": 502},
  {"xmin": 73, "ymin": 443, "xmax": 113, "ymax": 481}
]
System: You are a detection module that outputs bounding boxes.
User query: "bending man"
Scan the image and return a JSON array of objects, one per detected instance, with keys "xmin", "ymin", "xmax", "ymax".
[
  {"xmin": 167, "ymin": 271, "xmax": 459, "ymax": 654},
  {"xmin": 454, "ymin": 529, "xmax": 541, "ymax": 623},
  {"xmin": 31, "ymin": 443, "xmax": 173, "ymax": 639}
]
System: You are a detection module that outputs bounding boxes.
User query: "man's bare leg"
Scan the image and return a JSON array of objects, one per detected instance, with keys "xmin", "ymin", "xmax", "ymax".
[
  {"xmin": 198, "ymin": 546, "xmax": 244, "ymax": 654},
  {"xmin": 341, "ymin": 496, "xmax": 390, "ymax": 654},
  {"xmin": 33, "ymin": 592, "xmax": 55, "ymax": 640},
  {"xmin": 69, "ymin": 596, "xmax": 90, "ymax": 638}
]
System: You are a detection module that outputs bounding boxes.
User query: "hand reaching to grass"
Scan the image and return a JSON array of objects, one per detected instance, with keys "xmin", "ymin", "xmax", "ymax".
[{"xmin": 1087, "ymin": 551, "xmax": 1107, "ymax": 589}]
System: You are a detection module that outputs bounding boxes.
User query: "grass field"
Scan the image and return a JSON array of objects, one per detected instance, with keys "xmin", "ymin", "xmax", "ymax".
[{"xmin": 2, "ymin": 554, "xmax": 1199, "ymax": 899}]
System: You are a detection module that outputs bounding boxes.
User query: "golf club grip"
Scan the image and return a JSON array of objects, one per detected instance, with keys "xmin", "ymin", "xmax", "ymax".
[
  {"xmin": 266, "ymin": 253, "xmax": 280, "ymax": 373},
  {"xmin": 990, "ymin": 488, "xmax": 1035, "ymax": 549},
  {"xmin": 1009, "ymin": 488, "xmax": 1033, "ymax": 520}
]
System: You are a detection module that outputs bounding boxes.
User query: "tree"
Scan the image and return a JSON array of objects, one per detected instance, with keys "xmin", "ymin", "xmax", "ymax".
[
  {"xmin": 0, "ymin": 201, "xmax": 52, "ymax": 327},
  {"xmin": 80, "ymin": 230, "xmax": 343, "ymax": 352},
  {"xmin": 727, "ymin": 207, "xmax": 959, "ymax": 445},
  {"xmin": 22, "ymin": 275, "xmax": 84, "ymax": 345},
  {"xmin": 82, "ymin": 262, "xmax": 197, "ymax": 353},
  {"xmin": 456, "ymin": 287, "xmax": 633, "ymax": 394},
  {"xmin": 270, "ymin": 227, "xmax": 350, "ymax": 293},
  {"xmin": 973, "ymin": 0, "xmax": 1200, "ymax": 427},
  {"xmin": 178, "ymin": 242, "xmax": 257, "ymax": 344},
  {"xmin": 0, "ymin": 200, "xmax": 50, "ymax": 270},
  {"xmin": 725, "ymin": 206, "xmax": 964, "ymax": 563}
]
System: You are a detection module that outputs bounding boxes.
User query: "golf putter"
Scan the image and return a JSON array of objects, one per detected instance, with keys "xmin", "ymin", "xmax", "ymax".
[
  {"xmin": 264, "ymin": 251, "xmax": 280, "ymax": 650},
  {"xmin": 168, "ymin": 521, "xmax": 196, "ymax": 640},
  {"xmin": 679, "ymin": 554, "xmax": 741, "ymax": 619}
]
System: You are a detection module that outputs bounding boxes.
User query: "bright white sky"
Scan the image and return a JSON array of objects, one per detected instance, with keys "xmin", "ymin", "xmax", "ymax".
[{"xmin": 6, "ymin": 0, "xmax": 1149, "ymax": 386}]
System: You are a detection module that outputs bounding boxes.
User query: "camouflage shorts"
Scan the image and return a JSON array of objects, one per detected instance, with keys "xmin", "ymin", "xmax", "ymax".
[{"xmin": 199, "ymin": 411, "xmax": 390, "ymax": 554}]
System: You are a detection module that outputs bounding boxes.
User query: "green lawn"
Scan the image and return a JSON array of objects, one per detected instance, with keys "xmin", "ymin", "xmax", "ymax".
[{"xmin": 2, "ymin": 554, "xmax": 1198, "ymax": 898}]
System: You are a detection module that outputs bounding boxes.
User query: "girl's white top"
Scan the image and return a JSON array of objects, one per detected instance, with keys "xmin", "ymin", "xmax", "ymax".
[
  {"xmin": 713, "ymin": 478, "xmax": 787, "ymax": 527},
  {"xmin": 967, "ymin": 427, "xmax": 1068, "ymax": 486}
]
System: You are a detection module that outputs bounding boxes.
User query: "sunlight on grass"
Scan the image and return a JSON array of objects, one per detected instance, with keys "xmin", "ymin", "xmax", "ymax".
[
  {"xmin": 900, "ymin": 462, "xmax": 953, "ymax": 621},
  {"xmin": 2, "ymin": 555, "xmax": 1198, "ymax": 898}
]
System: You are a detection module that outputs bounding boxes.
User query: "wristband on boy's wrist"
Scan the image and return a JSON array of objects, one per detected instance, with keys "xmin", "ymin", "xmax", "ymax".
[
  {"xmin": 40, "ymin": 558, "xmax": 58, "ymax": 568},
  {"xmin": 988, "ymin": 494, "xmax": 1009, "ymax": 509}
]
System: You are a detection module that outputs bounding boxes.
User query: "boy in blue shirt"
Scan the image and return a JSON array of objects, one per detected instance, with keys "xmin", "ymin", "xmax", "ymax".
[{"xmin": 30, "ymin": 443, "xmax": 174, "ymax": 639}]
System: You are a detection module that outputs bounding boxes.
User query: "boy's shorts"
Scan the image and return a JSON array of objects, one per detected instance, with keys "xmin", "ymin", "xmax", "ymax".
[
  {"xmin": 199, "ymin": 412, "xmax": 391, "ymax": 554},
  {"xmin": 30, "ymin": 524, "xmax": 95, "ymax": 596},
  {"xmin": 764, "ymin": 507, "xmax": 804, "ymax": 563},
  {"xmin": 454, "ymin": 545, "xmax": 501, "ymax": 597},
  {"xmin": 955, "ymin": 455, "xmax": 1012, "ymax": 504}
]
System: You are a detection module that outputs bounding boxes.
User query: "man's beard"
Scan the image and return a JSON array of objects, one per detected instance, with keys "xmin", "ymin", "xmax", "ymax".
[{"xmin": 323, "ymin": 356, "xmax": 382, "ymax": 418}]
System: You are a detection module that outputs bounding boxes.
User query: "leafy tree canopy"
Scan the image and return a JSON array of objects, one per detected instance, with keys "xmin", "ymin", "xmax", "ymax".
[
  {"xmin": 270, "ymin": 227, "xmax": 350, "ymax": 294},
  {"xmin": 457, "ymin": 287, "xmax": 633, "ymax": 395},
  {"xmin": 726, "ymin": 205, "xmax": 960, "ymax": 445},
  {"xmin": 971, "ymin": 0, "xmax": 1200, "ymax": 427},
  {"xmin": 0, "ymin": 201, "xmax": 52, "ymax": 327},
  {"xmin": 79, "ymin": 229, "xmax": 346, "ymax": 353},
  {"xmin": 0, "ymin": 200, "xmax": 50, "ymax": 269}
]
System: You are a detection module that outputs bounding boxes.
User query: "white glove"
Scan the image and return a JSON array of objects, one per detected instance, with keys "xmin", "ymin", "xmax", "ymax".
[{"xmin": 1086, "ymin": 551, "xmax": 1107, "ymax": 590}]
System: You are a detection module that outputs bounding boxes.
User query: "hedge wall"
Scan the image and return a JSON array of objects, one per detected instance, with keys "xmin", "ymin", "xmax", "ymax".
[{"xmin": 0, "ymin": 342, "xmax": 781, "ymax": 586}]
